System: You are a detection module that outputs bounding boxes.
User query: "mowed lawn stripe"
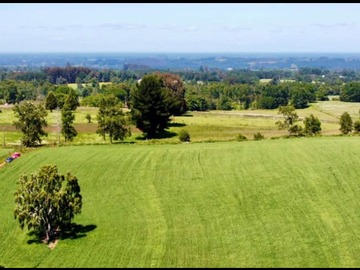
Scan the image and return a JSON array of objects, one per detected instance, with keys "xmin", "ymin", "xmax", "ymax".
[{"xmin": 1, "ymin": 137, "xmax": 360, "ymax": 267}]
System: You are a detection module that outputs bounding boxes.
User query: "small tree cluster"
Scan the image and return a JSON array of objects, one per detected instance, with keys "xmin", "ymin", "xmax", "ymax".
[
  {"xmin": 339, "ymin": 111, "xmax": 360, "ymax": 134},
  {"xmin": 276, "ymin": 106, "xmax": 323, "ymax": 137}
]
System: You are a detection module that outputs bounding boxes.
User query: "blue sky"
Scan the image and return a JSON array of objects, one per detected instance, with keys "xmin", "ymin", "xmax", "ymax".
[{"xmin": 1, "ymin": 3, "xmax": 360, "ymax": 53}]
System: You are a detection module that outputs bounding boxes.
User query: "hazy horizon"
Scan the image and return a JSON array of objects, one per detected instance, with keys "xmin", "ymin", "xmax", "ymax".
[{"xmin": 1, "ymin": 3, "xmax": 360, "ymax": 54}]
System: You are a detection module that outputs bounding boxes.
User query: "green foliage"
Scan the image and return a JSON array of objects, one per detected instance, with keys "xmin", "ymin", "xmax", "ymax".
[
  {"xmin": 55, "ymin": 93, "xmax": 68, "ymax": 109},
  {"xmin": 303, "ymin": 114, "xmax": 322, "ymax": 135},
  {"xmin": 130, "ymin": 74, "xmax": 172, "ymax": 138},
  {"xmin": 80, "ymin": 94, "xmax": 105, "ymax": 107},
  {"xmin": 275, "ymin": 105, "xmax": 302, "ymax": 135},
  {"xmin": 13, "ymin": 101, "xmax": 48, "ymax": 147},
  {"xmin": 339, "ymin": 112, "xmax": 353, "ymax": 134},
  {"xmin": 45, "ymin": 91, "xmax": 58, "ymax": 112},
  {"xmin": 236, "ymin": 133, "xmax": 247, "ymax": 141},
  {"xmin": 96, "ymin": 95, "xmax": 131, "ymax": 143},
  {"xmin": 340, "ymin": 81, "xmax": 360, "ymax": 102},
  {"xmin": 353, "ymin": 120, "xmax": 360, "ymax": 133},
  {"xmin": 253, "ymin": 132, "xmax": 264, "ymax": 140},
  {"xmin": 155, "ymin": 73, "xmax": 187, "ymax": 116},
  {"xmin": 186, "ymin": 95, "xmax": 209, "ymax": 111},
  {"xmin": 316, "ymin": 85, "xmax": 330, "ymax": 101},
  {"xmin": 61, "ymin": 105, "xmax": 78, "ymax": 142},
  {"xmin": 101, "ymin": 83, "xmax": 130, "ymax": 105},
  {"xmin": 14, "ymin": 164, "xmax": 82, "ymax": 243},
  {"xmin": 217, "ymin": 96, "xmax": 233, "ymax": 110},
  {"xmin": 65, "ymin": 89, "xmax": 80, "ymax": 111},
  {"xmin": 257, "ymin": 84, "xmax": 289, "ymax": 109},
  {"xmin": 178, "ymin": 129, "xmax": 190, "ymax": 142}
]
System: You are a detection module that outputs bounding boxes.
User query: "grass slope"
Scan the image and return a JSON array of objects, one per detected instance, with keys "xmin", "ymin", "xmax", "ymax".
[{"xmin": 1, "ymin": 137, "xmax": 360, "ymax": 267}]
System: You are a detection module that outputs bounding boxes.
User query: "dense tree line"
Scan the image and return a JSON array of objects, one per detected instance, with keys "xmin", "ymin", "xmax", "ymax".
[{"xmin": 2, "ymin": 65, "xmax": 360, "ymax": 113}]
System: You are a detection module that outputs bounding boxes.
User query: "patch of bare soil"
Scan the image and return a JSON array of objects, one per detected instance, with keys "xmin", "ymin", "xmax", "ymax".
[{"xmin": 47, "ymin": 239, "xmax": 59, "ymax": 250}]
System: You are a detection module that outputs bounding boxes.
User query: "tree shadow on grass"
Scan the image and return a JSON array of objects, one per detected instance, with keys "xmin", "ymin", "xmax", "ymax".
[
  {"xmin": 168, "ymin": 122, "xmax": 186, "ymax": 127},
  {"xmin": 135, "ymin": 130, "xmax": 177, "ymax": 140},
  {"xmin": 26, "ymin": 223, "xmax": 97, "ymax": 245},
  {"xmin": 59, "ymin": 223, "xmax": 97, "ymax": 240},
  {"xmin": 112, "ymin": 141, "xmax": 136, "ymax": 145}
]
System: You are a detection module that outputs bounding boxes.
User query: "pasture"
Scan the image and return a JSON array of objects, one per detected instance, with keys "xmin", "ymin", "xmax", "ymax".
[{"xmin": 1, "ymin": 137, "xmax": 360, "ymax": 267}]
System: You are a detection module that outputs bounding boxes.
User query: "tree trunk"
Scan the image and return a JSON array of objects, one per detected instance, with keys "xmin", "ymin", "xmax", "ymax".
[{"xmin": 45, "ymin": 223, "xmax": 51, "ymax": 243}]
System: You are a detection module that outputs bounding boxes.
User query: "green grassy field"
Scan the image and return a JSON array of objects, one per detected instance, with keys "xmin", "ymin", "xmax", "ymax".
[{"xmin": 1, "ymin": 137, "xmax": 360, "ymax": 267}]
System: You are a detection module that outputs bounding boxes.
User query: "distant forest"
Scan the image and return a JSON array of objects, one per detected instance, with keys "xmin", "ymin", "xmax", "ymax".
[{"xmin": 2, "ymin": 53, "xmax": 360, "ymax": 112}]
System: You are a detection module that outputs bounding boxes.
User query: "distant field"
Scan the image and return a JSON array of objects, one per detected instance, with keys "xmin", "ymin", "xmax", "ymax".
[
  {"xmin": 259, "ymin": 79, "xmax": 295, "ymax": 83},
  {"xmin": 2, "ymin": 137, "xmax": 360, "ymax": 267},
  {"xmin": 1, "ymin": 98, "xmax": 360, "ymax": 147},
  {"xmin": 67, "ymin": 82, "xmax": 111, "ymax": 90}
]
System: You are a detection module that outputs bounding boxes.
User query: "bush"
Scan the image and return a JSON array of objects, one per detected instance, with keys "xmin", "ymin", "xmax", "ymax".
[
  {"xmin": 178, "ymin": 130, "xmax": 190, "ymax": 142},
  {"xmin": 354, "ymin": 120, "xmax": 360, "ymax": 133},
  {"xmin": 85, "ymin": 113, "xmax": 91, "ymax": 123},
  {"xmin": 236, "ymin": 133, "xmax": 247, "ymax": 141},
  {"xmin": 253, "ymin": 132, "xmax": 265, "ymax": 140},
  {"xmin": 339, "ymin": 112, "xmax": 353, "ymax": 134}
]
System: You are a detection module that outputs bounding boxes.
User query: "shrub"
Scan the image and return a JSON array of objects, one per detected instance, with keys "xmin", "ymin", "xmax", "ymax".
[
  {"xmin": 178, "ymin": 130, "xmax": 190, "ymax": 142},
  {"xmin": 354, "ymin": 120, "xmax": 360, "ymax": 133},
  {"xmin": 236, "ymin": 133, "xmax": 247, "ymax": 141},
  {"xmin": 85, "ymin": 113, "xmax": 91, "ymax": 123},
  {"xmin": 253, "ymin": 132, "xmax": 265, "ymax": 140},
  {"xmin": 303, "ymin": 114, "xmax": 321, "ymax": 135},
  {"xmin": 339, "ymin": 112, "xmax": 353, "ymax": 134}
]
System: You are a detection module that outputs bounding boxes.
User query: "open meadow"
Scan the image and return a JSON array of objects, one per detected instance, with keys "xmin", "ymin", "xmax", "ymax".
[
  {"xmin": 1, "ymin": 99, "xmax": 360, "ymax": 267},
  {"xmin": 1, "ymin": 137, "xmax": 360, "ymax": 267}
]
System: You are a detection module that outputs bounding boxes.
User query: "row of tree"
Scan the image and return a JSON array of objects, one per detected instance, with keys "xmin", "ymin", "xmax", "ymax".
[{"xmin": 275, "ymin": 105, "xmax": 360, "ymax": 136}]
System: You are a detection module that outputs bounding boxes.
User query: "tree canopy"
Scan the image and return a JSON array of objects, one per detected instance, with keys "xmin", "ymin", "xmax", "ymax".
[
  {"xmin": 13, "ymin": 101, "xmax": 48, "ymax": 147},
  {"xmin": 96, "ymin": 95, "xmax": 131, "ymax": 143},
  {"xmin": 61, "ymin": 104, "xmax": 78, "ymax": 142},
  {"xmin": 276, "ymin": 105, "xmax": 302, "ymax": 135},
  {"xmin": 130, "ymin": 74, "xmax": 173, "ymax": 138},
  {"xmin": 303, "ymin": 114, "xmax": 322, "ymax": 135},
  {"xmin": 339, "ymin": 112, "xmax": 353, "ymax": 134},
  {"xmin": 14, "ymin": 165, "xmax": 82, "ymax": 243}
]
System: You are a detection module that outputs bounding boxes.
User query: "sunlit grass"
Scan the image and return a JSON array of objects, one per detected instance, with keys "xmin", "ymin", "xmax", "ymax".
[{"xmin": 2, "ymin": 137, "xmax": 360, "ymax": 267}]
